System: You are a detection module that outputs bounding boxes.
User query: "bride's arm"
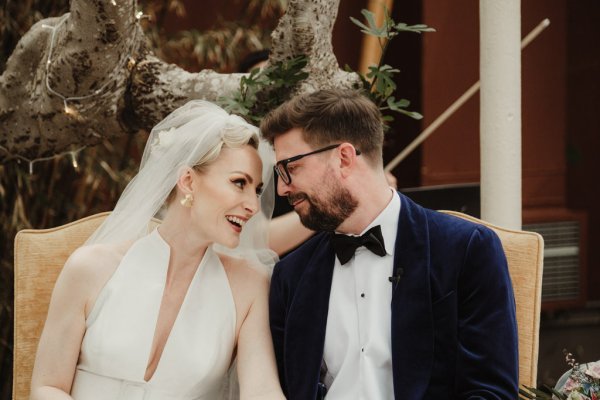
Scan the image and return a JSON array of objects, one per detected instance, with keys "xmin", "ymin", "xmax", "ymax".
[
  {"xmin": 30, "ymin": 249, "xmax": 95, "ymax": 400},
  {"xmin": 236, "ymin": 272, "xmax": 286, "ymax": 400},
  {"xmin": 268, "ymin": 212, "xmax": 313, "ymax": 256}
]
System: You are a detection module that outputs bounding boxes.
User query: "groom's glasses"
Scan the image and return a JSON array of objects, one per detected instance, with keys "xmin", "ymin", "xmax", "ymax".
[{"xmin": 274, "ymin": 143, "xmax": 361, "ymax": 185}]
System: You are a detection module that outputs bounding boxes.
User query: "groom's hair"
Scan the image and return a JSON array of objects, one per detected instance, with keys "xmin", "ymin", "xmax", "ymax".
[{"xmin": 260, "ymin": 89, "xmax": 384, "ymax": 165}]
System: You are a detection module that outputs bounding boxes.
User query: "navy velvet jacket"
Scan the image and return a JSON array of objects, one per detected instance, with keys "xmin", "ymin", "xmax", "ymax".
[{"xmin": 269, "ymin": 193, "xmax": 519, "ymax": 399}]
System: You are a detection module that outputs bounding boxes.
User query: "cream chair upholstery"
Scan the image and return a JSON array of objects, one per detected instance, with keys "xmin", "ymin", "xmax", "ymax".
[
  {"xmin": 13, "ymin": 213, "xmax": 110, "ymax": 400},
  {"xmin": 13, "ymin": 211, "xmax": 544, "ymax": 399},
  {"xmin": 440, "ymin": 210, "xmax": 544, "ymax": 388}
]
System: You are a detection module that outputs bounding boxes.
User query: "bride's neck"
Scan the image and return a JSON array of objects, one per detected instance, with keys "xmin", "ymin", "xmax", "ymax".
[{"xmin": 158, "ymin": 212, "xmax": 210, "ymax": 269}]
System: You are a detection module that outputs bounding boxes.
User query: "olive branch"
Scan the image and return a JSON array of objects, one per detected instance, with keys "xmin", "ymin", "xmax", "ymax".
[{"xmin": 219, "ymin": 7, "xmax": 435, "ymax": 125}]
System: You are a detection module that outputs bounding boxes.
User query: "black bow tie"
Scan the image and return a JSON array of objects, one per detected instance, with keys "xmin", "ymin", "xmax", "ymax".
[{"xmin": 330, "ymin": 225, "xmax": 386, "ymax": 265}]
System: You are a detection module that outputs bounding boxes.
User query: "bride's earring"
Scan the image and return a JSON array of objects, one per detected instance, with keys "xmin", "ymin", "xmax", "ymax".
[{"xmin": 180, "ymin": 193, "xmax": 194, "ymax": 208}]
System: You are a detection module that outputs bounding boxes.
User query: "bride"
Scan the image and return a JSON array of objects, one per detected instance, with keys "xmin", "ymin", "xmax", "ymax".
[{"xmin": 30, "ymin": 101, "xmax": 288, "ymax": 399}]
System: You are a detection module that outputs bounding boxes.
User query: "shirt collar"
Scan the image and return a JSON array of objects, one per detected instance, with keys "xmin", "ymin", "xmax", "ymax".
[{"xmin": 359, "ymin": 188, "xmax": 401, "ymax": 255}]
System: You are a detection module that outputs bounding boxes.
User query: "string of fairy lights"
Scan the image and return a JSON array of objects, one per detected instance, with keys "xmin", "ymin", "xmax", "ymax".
[
  {"xmin": 1, "ymin": 4, "xmax": 146, "ymax": 174},
  {"xmin": 0, "ymin": 145, "xmax": 86, "ymax": 174}
]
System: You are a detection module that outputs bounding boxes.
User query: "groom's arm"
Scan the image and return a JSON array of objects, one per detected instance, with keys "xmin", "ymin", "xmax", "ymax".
[
  {"xmin": 456, "ymin": 226, "xmax": 519, "ymax": 399},
  {"xmin": 269, "ymin": 263, "xmax": 288, "ymax": 395}
]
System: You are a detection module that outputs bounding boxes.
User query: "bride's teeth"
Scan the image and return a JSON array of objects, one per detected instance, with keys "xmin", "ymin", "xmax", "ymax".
[{"xmin": 226, "ymin": 216, "xmax": 245, "ymax": 227}]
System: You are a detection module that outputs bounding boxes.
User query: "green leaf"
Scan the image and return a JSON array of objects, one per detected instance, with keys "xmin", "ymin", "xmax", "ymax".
[
  {"xmin": 548, "ymin": 387, "xmax": 568, "ymax": 400},
  {"xmin": 350, "ymin": 9, "xmax": 388, "ymax": 37},
  {"xmin": 386, "ymin": 96, "xmax": 410, "ymax": 111},
  {"xmin": 518, "ymin": 387, "xmax": 535, "ymax": 399},
  {"xmin": 394, "ymin": 22, "xmax": 436, "ymax": 34},
  {"xmin": 396, "ymin": 108, "xmax": 423, "ymax": 120},
  {"xmin": 349, "ymin": 16, "xmax": 374, "ymax": 36}
]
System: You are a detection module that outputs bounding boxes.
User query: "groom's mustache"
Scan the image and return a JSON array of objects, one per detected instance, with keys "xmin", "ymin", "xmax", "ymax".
[{"xmin": 287, "ymin": 192, "xmax": 309, "ymax": 206}]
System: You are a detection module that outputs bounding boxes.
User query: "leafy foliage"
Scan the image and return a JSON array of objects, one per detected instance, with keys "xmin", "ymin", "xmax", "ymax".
[
  {"xmin": 217, "ymin": 6, "xmax": 434, "ymax": 126},
  {"xmin": 350, "ymin": 8, "xmax": 434, "ymax": 122},
  {"xmin": 218, "ymin": 56, "xmax": 308, "ymax": 123}
]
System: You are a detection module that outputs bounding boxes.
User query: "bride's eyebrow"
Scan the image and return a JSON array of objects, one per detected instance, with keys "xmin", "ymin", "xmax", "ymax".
[{"xmin": 231, "ymin": 171, "xmax": 254, "ymax": 183}]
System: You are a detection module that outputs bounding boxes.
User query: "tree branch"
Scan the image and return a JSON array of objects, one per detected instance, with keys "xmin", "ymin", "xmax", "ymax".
[{"xmin": 0, "ymin": 0, "xmax": 360, "ymax": 162}]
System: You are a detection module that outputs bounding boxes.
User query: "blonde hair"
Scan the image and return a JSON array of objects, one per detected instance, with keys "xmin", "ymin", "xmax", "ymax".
[
  {"xmin": 166, "ymin": 125, "xmax": 260, "ymax": 204},
  {"xmin": 192, "ymin": 125, "xmax": 259, "ymax": 172}
]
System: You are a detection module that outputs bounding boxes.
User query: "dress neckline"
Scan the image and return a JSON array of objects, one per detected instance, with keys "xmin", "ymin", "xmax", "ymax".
[{"xmin": 143, "ymin": 229, "xmax": 210, "ymax": 382}]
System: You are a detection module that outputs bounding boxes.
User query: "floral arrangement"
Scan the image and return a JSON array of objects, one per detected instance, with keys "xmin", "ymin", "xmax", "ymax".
[{"xmin": 521, "ymin": 350, "xmax": 600, "ymax": 400}]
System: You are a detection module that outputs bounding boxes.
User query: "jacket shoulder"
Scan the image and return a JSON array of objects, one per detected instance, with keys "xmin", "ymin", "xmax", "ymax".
[
  {"xmin": 272, "ymin": 232, "xmax": 329, "ymax": 279},
  {"xmin": 423, "ymin": 207, "xmax": 499, "ymax": 241}
]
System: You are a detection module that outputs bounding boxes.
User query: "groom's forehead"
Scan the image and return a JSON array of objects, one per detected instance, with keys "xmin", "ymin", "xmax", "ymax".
[{"xmin": 273, "ymin": 129, "xmax": 313, "ymax": 159}]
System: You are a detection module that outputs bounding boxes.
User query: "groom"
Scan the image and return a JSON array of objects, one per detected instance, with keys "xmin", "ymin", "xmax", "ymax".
[{"xmin": 260, "ymin": 89, "xmax": 519, "ymax": 399}]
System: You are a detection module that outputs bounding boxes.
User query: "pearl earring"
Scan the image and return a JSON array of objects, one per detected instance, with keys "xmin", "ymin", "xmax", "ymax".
[{"xmin": 180, "ymin": 193, "xmax": 193, "ymax": 207}]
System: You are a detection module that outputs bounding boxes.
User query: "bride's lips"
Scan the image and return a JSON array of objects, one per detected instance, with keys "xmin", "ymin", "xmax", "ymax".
[{"xmin": 225, "ymin": 215, "xmax": 247, "ymax": 233}]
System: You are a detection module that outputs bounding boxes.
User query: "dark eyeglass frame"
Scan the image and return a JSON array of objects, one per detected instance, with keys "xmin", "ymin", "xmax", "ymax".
[{"xmin": 274, "ymin": 143, "xmax": 361, "ymax": 185}]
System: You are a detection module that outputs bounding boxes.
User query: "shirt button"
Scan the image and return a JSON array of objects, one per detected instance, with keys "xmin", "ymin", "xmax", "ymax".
[
  {"xmin": 360, "ymin": 293, "xmax": 365, "ymax": 298},
  {"xmin": 361, "ymin": 347, "xmax": 364, "ymax": 352}
]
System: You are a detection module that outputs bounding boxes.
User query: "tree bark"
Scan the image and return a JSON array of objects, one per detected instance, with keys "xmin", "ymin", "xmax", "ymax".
[{"xmin": 0, "ymin": 0, "xmax": 359, "ymax": 162}]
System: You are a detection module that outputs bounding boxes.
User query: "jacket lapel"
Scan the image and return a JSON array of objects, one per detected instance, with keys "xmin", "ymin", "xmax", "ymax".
[
  {"xmin": 285, "ymin": 234, "xmax": 336, "ymax": 400},
  {"xmin": 391, "ymin": 193, "xmax": 434, "ymax": 399}
]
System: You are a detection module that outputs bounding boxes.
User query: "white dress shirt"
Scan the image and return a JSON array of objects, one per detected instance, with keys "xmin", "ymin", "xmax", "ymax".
[{"xmin": 323, "ymin": 189, "xmax": 401, "ymax": 399}]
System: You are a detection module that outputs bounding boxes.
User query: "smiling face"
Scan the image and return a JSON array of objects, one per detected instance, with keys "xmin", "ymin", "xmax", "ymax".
[
  {"xmin": 189, "ymin": 144, "xmax": 264, "ymax": 248},
  {"xmin": 274, "ymin": 128, "xmax": 357, "ymax": 231}
]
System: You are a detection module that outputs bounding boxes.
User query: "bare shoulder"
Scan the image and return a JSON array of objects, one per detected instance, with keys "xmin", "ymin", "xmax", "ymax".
[
  {"xmin": 61, "ymin": 242, "xmax": 132, "ymax": 308},
  {"xmin": 217, "ymin": 253, "xmax": 270, "ymax": 296},
  {"xmin": 66, "ymin": 241, "xmax": 130, "ymax": 278}
]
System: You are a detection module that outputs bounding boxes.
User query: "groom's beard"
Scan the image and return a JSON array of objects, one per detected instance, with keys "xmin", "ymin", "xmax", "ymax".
[{"xmin": 288, "ymin": 178, "xmax": 358, "ymax": 232}]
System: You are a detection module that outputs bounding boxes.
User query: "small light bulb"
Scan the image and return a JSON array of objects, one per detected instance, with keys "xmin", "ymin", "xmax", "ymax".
[
  {"xmin": 70, "ymin": 151, "xmax": 79, "ymax": 170},
  {"xmin": 63, "ymin": 100, "xmax": 80, "ymax": 118},
  {"xmin": 64, "ymin": 104, "xmax": 76, "ymax": 115},
  {"xmin": 135, "ymin": 11, "xmax": 143, "ymax": 20},
  {"xmin": 127, "ymin": 57, "xmax": 137, "ymax": 71}
]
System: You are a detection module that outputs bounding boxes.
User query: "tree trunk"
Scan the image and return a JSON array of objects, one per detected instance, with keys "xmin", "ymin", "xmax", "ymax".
[{"xmin": 0, "ymin": 0, "xmax": 359, "ymax": 162}]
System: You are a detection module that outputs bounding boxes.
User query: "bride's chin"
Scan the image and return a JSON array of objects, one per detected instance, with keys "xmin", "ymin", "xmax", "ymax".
[{"xmin": 216, "ymin": 238, "xmax": 240, "ymax": 249}]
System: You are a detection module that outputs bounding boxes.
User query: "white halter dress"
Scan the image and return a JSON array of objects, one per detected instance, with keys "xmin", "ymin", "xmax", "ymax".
[{"xmin": 70, "ymin": 229, "xmax": 236, "ymax": 400}]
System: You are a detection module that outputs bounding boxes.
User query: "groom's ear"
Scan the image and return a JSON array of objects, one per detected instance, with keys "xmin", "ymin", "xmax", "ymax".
[{"xmin": 338, "ymin": 143, "xmax": 360, "ymax": 178}]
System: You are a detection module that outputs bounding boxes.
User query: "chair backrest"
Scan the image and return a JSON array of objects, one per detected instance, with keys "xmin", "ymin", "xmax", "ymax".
[
  {"xmin": 440, "ymin": 210, "xmax": 544, "ymax": 388},
  {"xmin": 12, "ymin": 212, "xmax": 110, "ymax": 400}
]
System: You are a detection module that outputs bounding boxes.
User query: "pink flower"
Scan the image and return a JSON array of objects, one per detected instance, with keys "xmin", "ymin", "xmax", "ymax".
[
  {"xmin": 585, "ymin": 361, "xmax": 600, "ymax": 380},
  {"xmin": 564, "ymin": 376, "xmax": 579, "ymax": 391}
]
